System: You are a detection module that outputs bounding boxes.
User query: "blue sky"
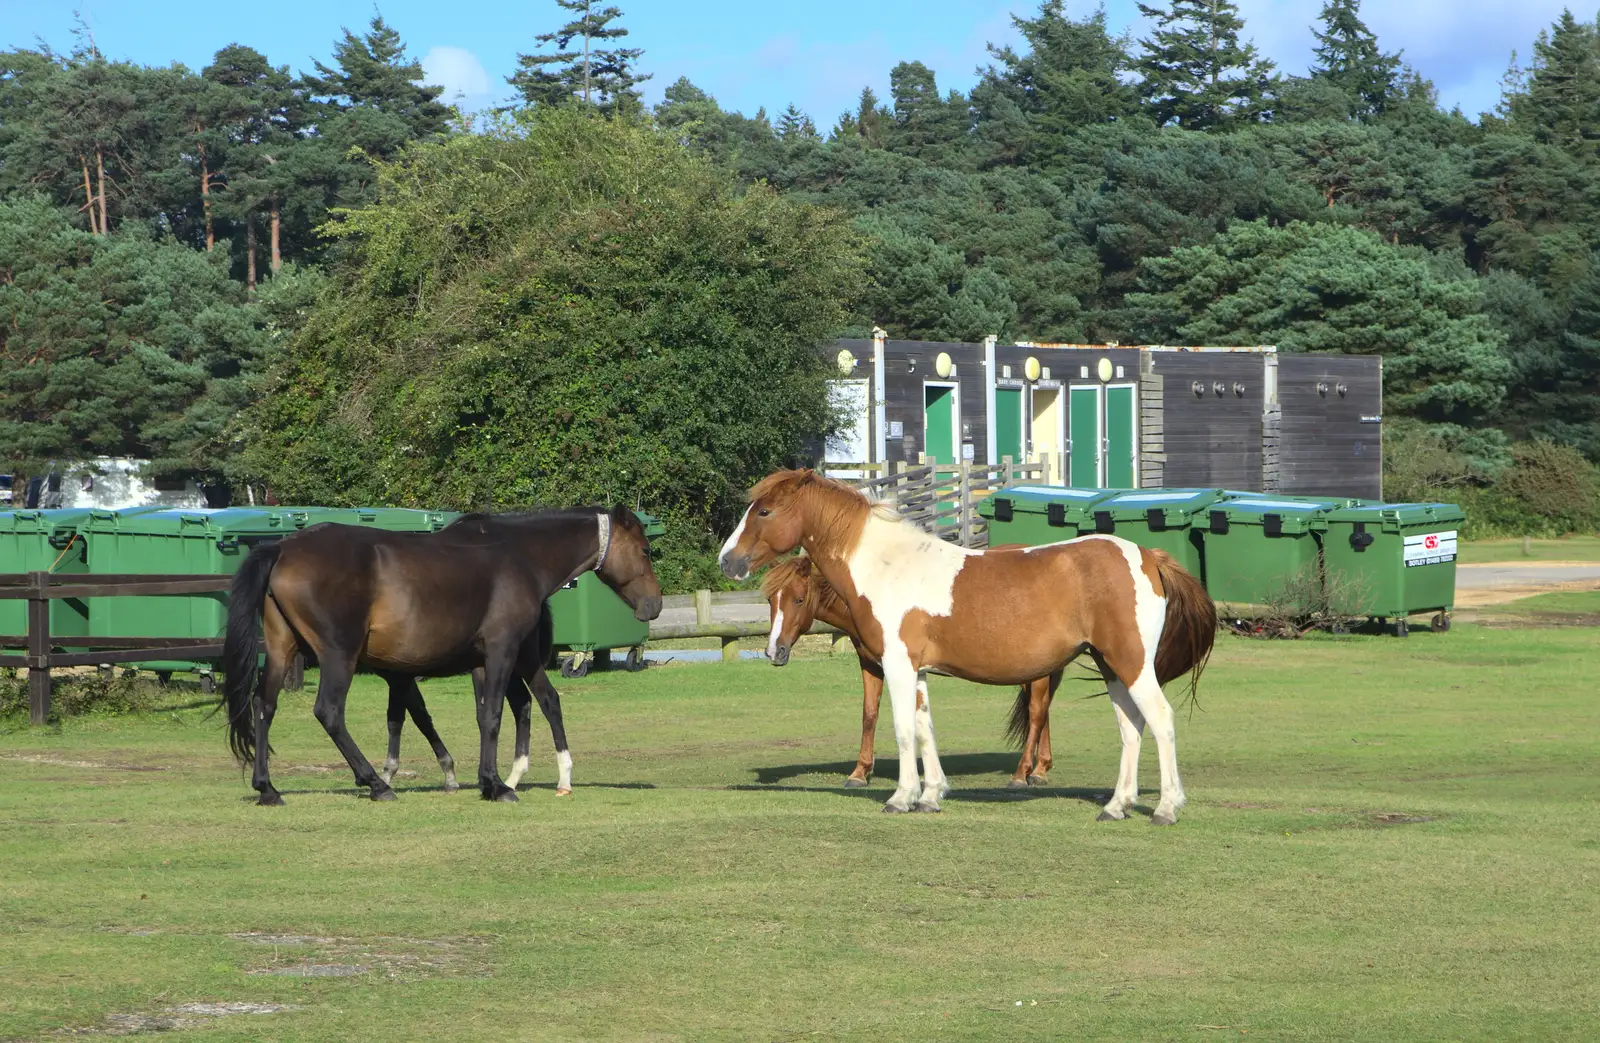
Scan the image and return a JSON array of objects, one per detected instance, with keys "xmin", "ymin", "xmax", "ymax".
[{"xmin": 2, "ymin": 0, "xmax": 1585, "ymax": 124}]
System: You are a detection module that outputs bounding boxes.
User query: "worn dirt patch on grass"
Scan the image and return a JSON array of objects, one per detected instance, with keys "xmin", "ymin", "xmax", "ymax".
[{"xmin": 234, "ymin": 931, "xmax": 494, "ymax": 982}]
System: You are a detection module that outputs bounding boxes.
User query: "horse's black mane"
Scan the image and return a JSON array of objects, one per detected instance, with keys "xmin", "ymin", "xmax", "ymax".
[{"xmin": 444, "ymin": 506, "xmax": 605, "ymax": 531}]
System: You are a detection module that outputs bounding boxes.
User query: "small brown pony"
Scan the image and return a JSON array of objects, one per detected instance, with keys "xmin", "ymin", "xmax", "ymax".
[
  {"xmin": 720, "ymin": 470, "xmax": 1215, "ymax": 823},
  {"xmin": 761, "ymin": 555, "xmax": 1059, "ymax": 788}
]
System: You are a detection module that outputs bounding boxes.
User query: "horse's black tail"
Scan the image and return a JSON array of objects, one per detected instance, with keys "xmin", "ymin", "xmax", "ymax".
[
  {"xmin": 1003, "ymin": 685, "xmax": 1032, "ymax": 748},
  {"xmin": 222, "ymin": 541, "xmax": 281, "ymax": 764}
]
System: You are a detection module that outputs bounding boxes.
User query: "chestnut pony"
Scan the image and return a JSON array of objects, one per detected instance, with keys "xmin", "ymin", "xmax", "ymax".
[
  {"xmin": 761, "ymin": 555, "xmax": 1061, "ymax": 788},
  {"xmin": 721, "ymin": 470, "xmax": 1214, "ymax": 823}
]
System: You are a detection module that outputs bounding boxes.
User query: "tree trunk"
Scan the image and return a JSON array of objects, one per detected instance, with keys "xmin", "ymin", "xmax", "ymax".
[
  {"xmin": 270, "ymin": 205, "xmax": 281, "ymax": 274},
  {"xmin": 95, "ymin": 147, "xmax": 108, "ymax": 235},
  {"xmin": 246, "ymin": 218, "xmax": 257, "ymax": 292},
  {"xmin": 200, "ymin": 150, "xmax": 214, "ymax": 251},
  {"xmin": 583, "ymin": 0, "xmax": 592, "ymax": 104},
  {"xmin": 80, "ymin": 157, "xmax": 98, "ymax": 234}
]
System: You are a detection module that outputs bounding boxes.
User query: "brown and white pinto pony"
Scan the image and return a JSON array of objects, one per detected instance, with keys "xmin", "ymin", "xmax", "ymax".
[
  {"xmin": 761, "ymin": 555, "xmax": 1060, "ymax": 788},
  {"xmin": 720, "ymin": 470, "xmax": 1215, "ymax": 823}
]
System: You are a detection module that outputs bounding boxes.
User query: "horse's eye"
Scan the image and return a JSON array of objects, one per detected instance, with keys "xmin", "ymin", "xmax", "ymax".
[
  {"xmin": 757, "ymin": 508, "xmax": 771, "ymax": 517},
  {"xmin": 794, "ymin": 596, "xmax": 805, "ymax": 606}
]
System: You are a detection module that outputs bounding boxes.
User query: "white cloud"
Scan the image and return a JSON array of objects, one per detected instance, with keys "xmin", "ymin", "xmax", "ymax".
[{"xmin": 421, "ymin": 45, "xmax": 493, "ymax": 109}]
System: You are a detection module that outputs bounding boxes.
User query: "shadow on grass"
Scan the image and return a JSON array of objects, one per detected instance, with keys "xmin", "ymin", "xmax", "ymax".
[
  {"xmin": 238, "ymin": 780, "xmax": 659, "ymax": 802},
  {"xmin": 752, "ymin": 751, "xmax": 1037, "ymax": 785}
]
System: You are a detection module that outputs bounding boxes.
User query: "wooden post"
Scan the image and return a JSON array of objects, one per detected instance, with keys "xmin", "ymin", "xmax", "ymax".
[
  {"xmin": 1522, "ymin": 534, "xmax": 1532, "ymax": 557},
  {"xmin": 283, "ymin": 652, "xmax": 305, "ymax": 691},
  {"xmin": 831, "ymin": 631, "xmax": 851, "ymax": 656},
  {"xmin": 958, "ymin": 461, "xmax": 972, "ymax": 547},
  {"xmin": 721, "ymin": 635, "xmax": 740, "ymax": 662},
  {"xmin": 27, "ymin": 570, "xmax": 51, "ymax": 725},
  {"xmin": 694, "ymin": 589, "xmax": 712, "ymax": 627}
]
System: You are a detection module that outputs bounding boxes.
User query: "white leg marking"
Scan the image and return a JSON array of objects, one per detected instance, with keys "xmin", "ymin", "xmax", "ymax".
[
  {"xmin": 1109, "ymin": 539, "xmax": 1184, "ymax": 824},
  {"xmin": 505, "ymin": 754, "xmax": 530, "ymax": 790},
  {"xmin": 881, "ymin": 646, "xmax": 923, "ymax": 813},
  {"xmin": 766, "ymin": 605, "xmax": 784, "ymax": 660},
  {"xmin": 1102, "ymin": 683, "xmax": 1145, "ymax": 819},
  {"xmin": 555, "ymin": 749, "xmax": 573, "ymax": 795},
  {"xmin": 438, "ymin": 754, "xmax": 458, "ymax": 792},
  {"xmin": 913, "ymin": 676, "xmax": 948, "ymax": 808},
  {"xmin": 380, "ymin": 757, "xmax": 397, "ymax": 785}
]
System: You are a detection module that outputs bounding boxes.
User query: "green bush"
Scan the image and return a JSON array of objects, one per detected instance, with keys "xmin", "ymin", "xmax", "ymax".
[{"xmin": 0, "ymin": 670, "xmax": 160, "ymax": 722}]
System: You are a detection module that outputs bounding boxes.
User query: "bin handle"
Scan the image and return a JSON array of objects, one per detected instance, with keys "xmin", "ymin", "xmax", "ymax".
[{"xmin": 1349, "ymin": 522, "xmax": 1374, "ymax": 551}]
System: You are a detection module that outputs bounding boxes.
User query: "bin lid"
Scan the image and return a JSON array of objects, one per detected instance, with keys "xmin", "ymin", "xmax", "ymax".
[
  {"xmin": 633, "ymin": 511, "xmax": 666, "ymax": 538},
  {"xmin": 976, "ymin": 485, "xmax": 1124, "ymax": 519},
  {"xmin": 82, "ymin": 506, "xmax": 301, "ymax": 535},
  {"xmin": 1094, "ymin": 488, "xmax": 1240, "ymax": 522},
  {"xmin": 0, "ymin": 508, "xmax": 101, "ymax": 533},
  {"xmin": 1326, "ymin": 502, "xmax": 1466, "ymax": 527},
  {"xmin": 1210, "ymin": 497, "xmax": 1334, "ymax": 534},
  {"xmin": 286, "ymin": 506, "xmax": 459, "ymax": 532}
]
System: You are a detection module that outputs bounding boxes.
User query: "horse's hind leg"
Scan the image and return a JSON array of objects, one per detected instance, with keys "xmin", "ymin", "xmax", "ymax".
[
  {"xmin": 312, "ymin": 650, "xmax": 394, "ymax": 801},
  {"xmin": 252, "ymin": 599, "xmax": 296, "ymax": 806},
  {"xmin": 504, "ymin": 679, "xmax": 534, "ymax": 791},
  {"xmin": 1125, "ymin": 666, "xmax": 1184, "ymax": 824},
  {"xmin": 1097, "ymin": 681, "xmax": 1145, "ymax": 822}
]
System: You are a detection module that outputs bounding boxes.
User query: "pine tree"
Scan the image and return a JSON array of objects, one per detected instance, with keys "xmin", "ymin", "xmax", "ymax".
[
  {"xmin": 1308, "ymin": 0, "xmax": 1400, "ymax": 120},
  {"xmin": 776, "ymin": 103, "xmax": 818, "ymax": 141},
  {"xmin": 1511, "ymin": 11, "xmax": 1600, "ymax": 159},
  {"xmin": 1134, "ymin": 0, "xmax": 1276, "ymax": 130},
  {"xmin": 303, "ymin": 16, "xmax": 449, "ymax": 140},
  {"xmin": 884, "ymin": 61, "xmax": 968, "ymax": 163},
  {"xmin": 509, "ymin": 1, "xmax": 649, "ymax": 115},
  {"xmin": 984, "ymin": 1, "xmax": 1137, "ymax": 131}
]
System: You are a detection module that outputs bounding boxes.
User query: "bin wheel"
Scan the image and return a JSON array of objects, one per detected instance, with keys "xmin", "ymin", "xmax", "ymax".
[
  {"xmin": 155, "ymin": 670, "xmax": 173, "ymax": 686},
  {"xmin": 199, "ymin": 673, "xmax": 216, "ymax": 695},
  {"xmin": 1391, "ymin": 619, "xmax": 1410, "ymax": 638},
  {"xmin": 625, "ymin": 646, "xmax": 645, "ymax": 672},
  {"xmin": 1431, "ymin": 612, "xmax": 1451, "ymax": 633},
  {"xmin": 560, "ymin": 654, "xmax": 590, "ymax": 679}
]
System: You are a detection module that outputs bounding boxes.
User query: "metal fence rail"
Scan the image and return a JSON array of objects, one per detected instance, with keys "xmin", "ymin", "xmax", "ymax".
[{"xmin": 821, "ymin": 456, "xmax": 1047, "ymax": 548}]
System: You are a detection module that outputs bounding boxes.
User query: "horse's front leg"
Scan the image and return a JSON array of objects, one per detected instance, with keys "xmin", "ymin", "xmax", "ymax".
[
  {"xmin": 912, "ymin": 674, "xmax": 947, "ymax": 811},
  {"xmin": 473, "ymin": 656, "xmax": 519, "ymax": 803},
  {"xmin": 847, "ymin": 657, "xmax": 883, "ymax": 788},
  {"xmin": 879, "ymin": 648, "xmax": 923, "ymax": 814}
]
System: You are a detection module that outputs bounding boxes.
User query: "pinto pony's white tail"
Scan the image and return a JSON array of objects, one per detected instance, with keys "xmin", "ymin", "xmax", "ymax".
[{"xmin": 1149, "ymin": 549, "xmax": 1216, "ymax": 706}]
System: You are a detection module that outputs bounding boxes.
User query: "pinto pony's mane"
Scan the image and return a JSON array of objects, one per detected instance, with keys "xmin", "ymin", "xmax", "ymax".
[
  {"xmin": 759, "ymin": 556, "xmax": 852, "ymax": 622},
  {"xmin": 745, "ymin": 469, "xmax": 901, "ymax": 559}
]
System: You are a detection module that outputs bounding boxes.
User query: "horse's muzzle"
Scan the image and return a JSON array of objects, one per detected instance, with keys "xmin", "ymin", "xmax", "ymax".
[
  {"xmin": 633, "ymin": 595, "xmax": 663, "ymax": 622},
  {"xmin": 719, "ymin": 552, "xmax": 750, "ymax": 581},
  {"xmin": 770, "ymin": 644, "xmax": 790, "ymax": 667}
]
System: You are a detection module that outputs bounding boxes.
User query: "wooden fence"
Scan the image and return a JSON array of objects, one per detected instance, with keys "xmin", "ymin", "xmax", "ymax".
[
  {"xmin": 0, "ymin": 571, "xmax": 237, "ymax": 725},
  {"xmin": 821, "ymin": 456, "xmax": 1048, "ymax": 548}
]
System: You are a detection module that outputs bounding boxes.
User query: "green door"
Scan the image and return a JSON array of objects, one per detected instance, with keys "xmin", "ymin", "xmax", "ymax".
[
  {"xmin": 924, "ymin": 385, "xmax": 955, "ymax": 464},
  {"xmin": 1105, "ymin": 384, "xmax": 1136, "ymax": 488},
  {"xmin": 1068, "ymin": 385, "xmax": 1101, "ymax": 487},
  {"xmin": 994, "ymin": 388, "xmax": 1023, "ymax": 465}
]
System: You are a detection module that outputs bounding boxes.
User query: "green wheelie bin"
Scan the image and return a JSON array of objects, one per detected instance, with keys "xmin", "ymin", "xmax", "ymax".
[
  {"xmin": 1320, "ymin": 502, "xmax": 1466, "ymax": 636},
  {"xmin": 975, "ymin": 486, "xmax": 1125, "ymax": 547},
  {"xmin": 0, "ymin": 508, "xmax": 99, "ymax": 651},
  {"xmin": 82, "ymin": 507, "xmax": 316, "ymax": 682},
  {"xmin": 548, "ymin": 511, "xmax": 665, "ymax": 677},
  {"xmin": 1074, "ymin": 489, "xmax": 1241, "ymax": 582},
  {"xmin": 1200, "ymin": 496, "xmax": 1342, "ymax": 611}
]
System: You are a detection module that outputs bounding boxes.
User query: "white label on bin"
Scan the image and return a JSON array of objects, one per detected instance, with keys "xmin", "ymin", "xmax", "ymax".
[{"xmin": 1403, "ymin": 530, "xmax": 1457, "ymax": 567}]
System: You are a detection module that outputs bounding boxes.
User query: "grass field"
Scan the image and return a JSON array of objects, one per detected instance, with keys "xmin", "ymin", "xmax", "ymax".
[
  {"xmin": 3, "ymin": 626, "xmax": 1599, "ymax": 1042},
  {"xmin": 1458, "ymin": 535, "xmax": 1600, "ymax": 563}
]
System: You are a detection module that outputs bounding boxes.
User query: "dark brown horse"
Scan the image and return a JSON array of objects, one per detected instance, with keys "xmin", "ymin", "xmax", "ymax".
[
  {"xmin": 760, "ymin": 555, "xmax": 1062, "ymax": 788},
  {"xmin": 221, "ymin": 507, "xmax": 662, "ymax": 805}
]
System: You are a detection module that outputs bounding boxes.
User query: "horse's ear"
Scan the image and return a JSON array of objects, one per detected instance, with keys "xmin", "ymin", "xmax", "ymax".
[{"xmin": 793, "ymin": 555, "xmax": 813, "ymax": 577}]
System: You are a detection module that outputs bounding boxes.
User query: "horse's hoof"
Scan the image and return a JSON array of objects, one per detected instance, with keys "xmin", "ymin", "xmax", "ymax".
[
  {"xmin": 1096, "ymin": 809, "xmax": 1125, "ymax": 822},
  {"xmin": 370, "ymin": 786, "xmax": 396, "ymax": 802},
  {"xmin": 914, "ymin": 801, "xmax": 942, "ymax": 814},
  {"xmin": 443, "ymin": 782, "xmax": 460, "ymax": 794},
  {"xmin": 1027, "ymin": 774, "xmax": 1048, "ymax": 787},
  {"xmin": 257, "ymin": 789, "xmax": 285, "ymax": 807},
  {"xmin": 554, "ymin": 787, "xmax": 572, "ymax": 797},
  {"xmin": 1007, "ymin": 777, "xmax": 1028, "ymax": 789},
  {"xmin": 1150, "ymin": 810, "xmax": 1177, "ymax": 826},
  {"xmin": 881, "ymin": 802, "xmax": 913, "ymax": 814},
  {"xmin": 494, "ymin": 788, "xmax": 519, "ymax": 803},
  {"xmin": 843, "ymin": 776, "xmax": 869, "ymax": 789}
]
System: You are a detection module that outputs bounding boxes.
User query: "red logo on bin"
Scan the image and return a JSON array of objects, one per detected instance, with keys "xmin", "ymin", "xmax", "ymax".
[{"xmin": 1424, "ymin": 535, "xmax": 1439, "ymax": 550}]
